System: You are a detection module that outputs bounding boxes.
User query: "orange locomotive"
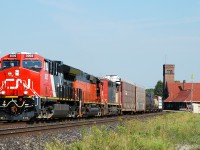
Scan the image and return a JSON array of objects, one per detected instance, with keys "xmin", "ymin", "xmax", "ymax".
[{"xmin": 0, "ymin": 52, "xmax": 122, "ymax": 121}]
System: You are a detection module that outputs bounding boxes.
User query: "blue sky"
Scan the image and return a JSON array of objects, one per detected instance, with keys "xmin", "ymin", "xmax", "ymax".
[{"xmin": 0, "ymin": 0, "xmax": 200, "ymax": 88}]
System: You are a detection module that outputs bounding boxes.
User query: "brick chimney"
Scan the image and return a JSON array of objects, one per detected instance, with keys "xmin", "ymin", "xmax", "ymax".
[{"xmin": 183, "ymin": 80, "xmax": 186, "ymax": 90}]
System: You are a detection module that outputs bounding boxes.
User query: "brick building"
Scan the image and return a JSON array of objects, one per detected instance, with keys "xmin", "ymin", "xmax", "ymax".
[{"xmin": 163, "ymin": 64, "xmax": 200, "ymax": 110}]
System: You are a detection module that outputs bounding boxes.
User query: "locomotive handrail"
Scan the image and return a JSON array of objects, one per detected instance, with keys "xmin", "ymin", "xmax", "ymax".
[
  {"xmin": 0, "ymin": 99, "xmax": 26, "ymax": 108},
  {"xmin": 0, "ymin": 80, "xmax": 6, "ymax": 91}
]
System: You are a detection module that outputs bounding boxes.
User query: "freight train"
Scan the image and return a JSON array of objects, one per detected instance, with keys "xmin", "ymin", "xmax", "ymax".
[{"xmin": 0, "ymin": 52, "xmax": 162, "ymax": 121}]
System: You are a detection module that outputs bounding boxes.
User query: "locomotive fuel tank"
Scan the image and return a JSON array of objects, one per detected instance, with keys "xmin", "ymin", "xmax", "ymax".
[{"xmin": 44, "ymin": 104, "xmax": 70, "ymax": 118}]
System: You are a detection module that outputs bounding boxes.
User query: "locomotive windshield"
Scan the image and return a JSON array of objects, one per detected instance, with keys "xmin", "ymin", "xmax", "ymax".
[
  {"xmin": 2, "ymin": 60, "xmax": 20, "ymax": 69},
  {"xmin": 23, "ymin": 60, "xmax": 42, "ymax": 72}
]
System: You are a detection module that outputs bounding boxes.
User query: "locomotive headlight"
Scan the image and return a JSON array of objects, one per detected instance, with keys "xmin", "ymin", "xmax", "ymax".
[
  {"xmin": 0, "ymin": 91, "xmax": 5, "ymax": 95},
  {"xmin": 15, "ymin": 70, "xmax": 20, "ymax": 76},
  {"xmin": 8, "ymin": 72, "xmax": 12, "ymax": 76},
  {"xmin": 24, "ymin": 91, "xmax": 28, "ymax": 95}
]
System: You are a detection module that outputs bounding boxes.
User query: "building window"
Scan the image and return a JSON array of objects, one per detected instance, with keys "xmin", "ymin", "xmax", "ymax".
[{"xmin": 166, "ymin": 70, "xmax": 173, "ymax": 74}]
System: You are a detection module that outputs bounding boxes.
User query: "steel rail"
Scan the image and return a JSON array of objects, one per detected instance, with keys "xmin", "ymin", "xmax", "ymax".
[
  {"xmin": 0, "ymin": 111, "xmax": 165, "ymax": 137},
  {"xmin": 0, "ymin": 118, "xmax": 117, "ymax": 137}
]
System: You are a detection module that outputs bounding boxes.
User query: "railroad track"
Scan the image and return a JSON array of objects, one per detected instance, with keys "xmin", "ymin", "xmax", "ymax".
[
  {"xmin": 0, "ymin": 117, "xmax": 118, "ymax": 138},
  {"xmin": 0, "ymin": 111, "xmax": 165, "ymax": 138}
]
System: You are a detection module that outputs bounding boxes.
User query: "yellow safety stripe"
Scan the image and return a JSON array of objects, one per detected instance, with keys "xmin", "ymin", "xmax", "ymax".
[
  {"xmin": 3, "ymin": 96, "xmax": 32, "ymax": 99},
  {"xmin": 4, "ymin": 96, "xmax": 18, "ymax": 98}
]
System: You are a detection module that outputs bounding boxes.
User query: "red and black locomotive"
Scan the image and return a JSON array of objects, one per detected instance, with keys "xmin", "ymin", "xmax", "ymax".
[
  {"xmin": 0, "ymin": 52, "xmax": 161, "ymax": 121},
  {"xmin": 0, "ymin": 52, "xmax": 123, "ymax": 121}
]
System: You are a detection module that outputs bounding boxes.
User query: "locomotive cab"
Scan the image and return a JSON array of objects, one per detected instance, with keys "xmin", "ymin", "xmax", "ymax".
[
  {"xmin": 0, "ymin": 52, "xmax": 44, "ymax": 121},
  {"xmin": 1, "ymin": 53, "xmax": 42, "ymax": 70}
]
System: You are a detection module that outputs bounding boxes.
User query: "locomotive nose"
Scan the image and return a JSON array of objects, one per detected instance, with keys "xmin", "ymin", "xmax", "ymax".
[{"xmin": 0, "ymin": 67, "xmax": 31, "ymax": 96}]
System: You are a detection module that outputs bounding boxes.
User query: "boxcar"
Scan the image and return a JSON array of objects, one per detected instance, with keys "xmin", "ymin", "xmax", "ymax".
[
  {"xmin": 121, "ymin": 81, "xmax": 136, "ymax": 113},
  {"xmin": 136, "ymin": 86, "xmax": 146, "ymax": 112},
  {"xmin": 146, "ymin": 93, "xmax": 154, "ymax": 111}
]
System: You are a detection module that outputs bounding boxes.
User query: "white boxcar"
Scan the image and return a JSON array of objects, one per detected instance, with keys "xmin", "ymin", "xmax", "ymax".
[{"xmin": 136, "ymin": 86, "xmax": 146, "ymax": 112}]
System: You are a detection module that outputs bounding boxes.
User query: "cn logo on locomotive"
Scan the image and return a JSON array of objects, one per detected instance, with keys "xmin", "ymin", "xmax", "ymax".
[{"xmin": 3, "ymin": 78, "xmax": 31, "ymax": 90}]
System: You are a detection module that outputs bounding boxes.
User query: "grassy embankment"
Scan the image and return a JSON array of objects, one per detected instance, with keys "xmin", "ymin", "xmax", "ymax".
[{"xmin": 45, "ymin": 112, "xmax": 200, "ymax": 150}]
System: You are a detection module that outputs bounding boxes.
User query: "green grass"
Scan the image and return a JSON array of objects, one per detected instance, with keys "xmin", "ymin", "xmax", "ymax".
[
  {"xmin": 45, "ymin": 112, "xmax": 200, "ymax": 150},
  {"xmin": 45, "ymin": 139, "xmax": 68, "ymax": 150}
]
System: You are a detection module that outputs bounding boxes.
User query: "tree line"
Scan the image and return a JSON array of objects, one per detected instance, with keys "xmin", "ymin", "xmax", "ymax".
[{"xmin": 146, "ymin": 80, "xmax": 163, "ymax": 96}]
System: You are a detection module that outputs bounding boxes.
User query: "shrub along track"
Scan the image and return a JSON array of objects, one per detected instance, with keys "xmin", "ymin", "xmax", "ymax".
[{"xmin": 0, "ymin": 111, "xmax": 165, "ymax": 139}]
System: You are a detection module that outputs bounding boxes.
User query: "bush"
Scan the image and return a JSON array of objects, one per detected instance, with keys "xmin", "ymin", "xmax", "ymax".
[{"xmin": 45, "ymin": 139, "xmax": 67, "ymax": 150}]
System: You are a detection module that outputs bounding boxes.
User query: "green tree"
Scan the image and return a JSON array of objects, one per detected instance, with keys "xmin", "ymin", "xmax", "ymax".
[
  {"xmin": 154, "ymin": 80, "xmax": 163, "ymax": 96},
  {"xmin": 145, "ymin": 88, "xmax": 154, "ymax": 95}
]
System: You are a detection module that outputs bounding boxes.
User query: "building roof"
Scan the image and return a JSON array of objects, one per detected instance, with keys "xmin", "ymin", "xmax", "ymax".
[
  {"xmin": 173, "ymin": 90, "xmax": 191, "ymax": 102},
  {"xmin": 165, "ymin": 82, "xmax": 200, "ymax": 102}
]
